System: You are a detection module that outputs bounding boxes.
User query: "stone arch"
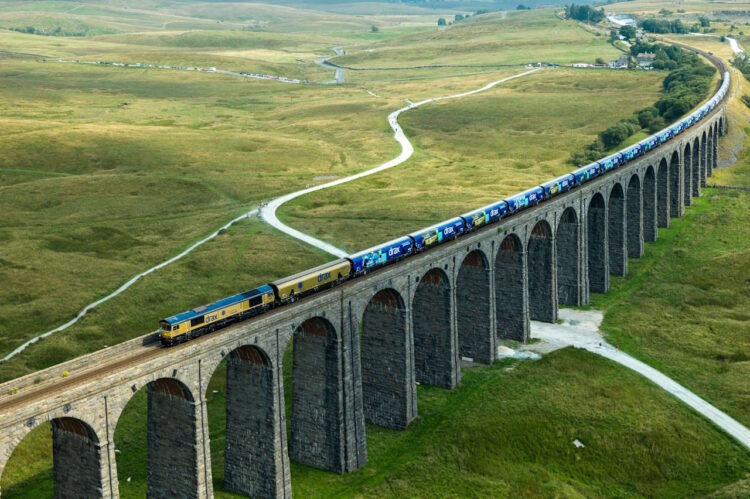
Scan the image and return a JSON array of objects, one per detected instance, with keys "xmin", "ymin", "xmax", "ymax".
[
  {"xmin": 643, "ymin": 166, "xmax": 657, "ymax": 242},
  {"xmin": 683, "ymin": 142, "xmax": 692, "ymax": 206},
  {"xmin": 457, "ymin": 250, "xmax": 494, "ymax": 364},
  {"xmin": 361, "ymin": 288, "xmax": 416, "ymax": 429},
  {"xmin": 707, "ymin": 125, "xmax": 714, "ymax": 178},
  {"xmin": 290, "ymin": 316, "xmax": 343, "ymax": 471},
  {"xmin": 627, "ymin": 175, "xmax": 643, "ymax": 258},
  {"xmin": 692, "ymin": 138, "xmax": 701, "ymax": 198},
  {"xmin": 713, "ymin": 123, "xmax": 719, "ymax": 176},
  {"xmin": 495, "ymin": 233, "xmax": 528, "ymax": 341},
  {"xmin": 208, "ymin": 344, "xmax": 288, "ymax": 498},
  {"xmin": 587, "ymin": 193, "xmax": 608, "ymax": 293},
  {"xmin": 1, "ymin": 417, "xmax": 106, "ymax": 498},
  {"xmin": 556, "ymin": 208, "xmax": 580, "ymax": 306},
  {"xmin": 657, "ymin": 157, "xmax": 670, "ymax": 227},
  {"xmin": 669, "ymin": 150, "xmax": 681, "ymax": 218},
  {"xmin": 701, "ymin": 130, "xmax": 708, "ymax": 187},
  {"xmin": 413, "ymin": 268, "xmax": 458, "ymax": 389},
  {"xmin": 608, "ymin": 183, "xmax": 627, "ymax": 276},
  {"xmin": 528, "ymin": 220, "xmax": 556, "ymax": 323},
  {"xmin": 114, "ymin": 376, "xmax": 200, "ymax": 498}
]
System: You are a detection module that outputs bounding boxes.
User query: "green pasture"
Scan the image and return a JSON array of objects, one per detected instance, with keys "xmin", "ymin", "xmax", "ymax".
[{"xmin": 335, "ymin": 9, "xmax": 622, "ymax": 69}]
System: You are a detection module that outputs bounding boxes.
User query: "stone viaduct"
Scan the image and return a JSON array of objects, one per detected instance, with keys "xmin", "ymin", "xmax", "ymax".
[{"xmin": 0, "ymin": 90, "xmax": 729, "ymax": 498}]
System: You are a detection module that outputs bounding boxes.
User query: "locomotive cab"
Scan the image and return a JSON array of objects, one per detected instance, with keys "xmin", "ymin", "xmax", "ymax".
[{"xmin": 159, "ymin": 320, "xmax": 184, "ymax": 345}]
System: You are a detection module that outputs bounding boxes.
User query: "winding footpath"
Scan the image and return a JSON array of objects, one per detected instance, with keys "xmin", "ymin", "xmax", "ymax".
[
  {"xmin": 1, "ymin": 68, "xmax": 539, "ymax": 362},
  {"xmin": 260, "ymin": 68, "xmax": 541, "ymax": 256},
  {"xmin": 1, "ymin": 210, "xmax": 257, "ymax": 362},
  {"xmin": 527, "ymin": 310, "xmax": 750, "ymax": 451}
]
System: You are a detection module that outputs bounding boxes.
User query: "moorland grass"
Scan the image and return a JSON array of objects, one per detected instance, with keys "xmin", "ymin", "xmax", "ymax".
[
  {"xmin": 279, "ymin": 68, "xmax": 665, "ymax": 252},
  {"xmin": 335, "ymin": 9, "xmax": 623, "ymax": 69},
  {"xmin": 0, "ymin": 5, "xmax": 637, "ymax": 369}
]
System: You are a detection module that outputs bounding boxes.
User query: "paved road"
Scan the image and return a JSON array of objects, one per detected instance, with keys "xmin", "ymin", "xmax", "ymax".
[
  {"xmin": 260, "ymin": 68, "xmax": 542, "ymax": 256},
  {"xmin": 526, "ymin": 309, "xmax": 750, "ymax": 451}
]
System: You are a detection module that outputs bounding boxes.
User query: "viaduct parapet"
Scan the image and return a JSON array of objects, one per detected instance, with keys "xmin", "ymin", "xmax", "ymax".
[{"xmin": 0, "ymin": 93, "xmax": 728, "ymax": 499}]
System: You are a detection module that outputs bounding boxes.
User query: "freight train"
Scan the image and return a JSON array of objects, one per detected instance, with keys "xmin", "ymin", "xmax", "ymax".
[{"xmin": 159, "ymin": 70, "xmax": 729, "ymax": 346}]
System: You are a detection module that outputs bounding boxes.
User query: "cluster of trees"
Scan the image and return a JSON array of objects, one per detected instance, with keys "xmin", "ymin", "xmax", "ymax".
[
  {"xmin": 732, "ymin": 55, "xmax": 750, "ymax": 81},
  {"xmin": 570, "ymin": 45, "xmax": 716, "ymax": 165},
  {"xmin": 639, "ymin": 18, "xmax": 690, "ymax": 34},
  {"xmin": 10, "ymin": 25, "xmax": 84, "ymax": 37},
  {"xmin": 565, "ymin": 4, "xmax": 605, "ymax": 23},
  {"xmin": 516, "ymin": 4, "xmax": 532, "ymax": 10},
  {"xmin": 619, "ymin": 25, "xmax": 636, "ymax": 40},
  {"xmin": 437, "ymin": 13, "xmax": 470, "ymax": 26}
]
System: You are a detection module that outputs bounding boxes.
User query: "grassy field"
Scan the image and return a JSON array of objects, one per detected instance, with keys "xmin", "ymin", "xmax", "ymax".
[
  {"xmin": 0, "ymin": 5, "xmax": 643, "ymax": 376},
  {"xmin": 279, "ymin": 68, "xmax": 664, "ymax": 252},
  {"xmin": 335, "ymin": 9, "xmax": 622, "ymax": 69}
]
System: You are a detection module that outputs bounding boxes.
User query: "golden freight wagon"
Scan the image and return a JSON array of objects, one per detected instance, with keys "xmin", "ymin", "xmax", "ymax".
[{"xmin": 271, "ymin": 258, "xmax": 351, "ymax": 303}]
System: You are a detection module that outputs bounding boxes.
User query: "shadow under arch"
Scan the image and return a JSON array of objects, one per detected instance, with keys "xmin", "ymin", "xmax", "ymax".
[
  {"xmin": 609, "ymin": 182, "xmax": 626, "ymax": 277},
  {"xmin": 692, "ymin": 137, "xmax": 701, "ymax": 198},
  {"xmin": 627, "ymin": 174, "xmax": 643, "ymax": 258},
  {"xmin": 114, "ymin": 376, "xmax": 200, "ymax": 498},
  {"xmin": 528, "ymin": 220, "xmax": 556, "ymax": 323},
  {"xmin": 683, "ymin": 142, "xmax": 692, "ymax": 207},
  {"xmin": 413, "ymin": 267, "xmax": 457, "ymax": 389},
  {"xmin": 457, "ymin": 249, "xmax": 494, "ymax": 364},
  {"xmin": 205, "ymin": 344, "xmax": 288, "ymax": 498},
  {"xmin": 669, "ymin": 150, "xmax": 681, "ymax": 218},
  {"xmin": 643, "ymin": 166, "xmax": 657, "ymax": 242},
  {"xmin": 587, "ymin": 192, "xmax": 608, "ymax": 293},
  {"xmin": 1, "ymin": 417, "xmax": 105, "ymax": 498},
  {"xmin": 288, "ymin": 316, "xmax": 344, "ymax": 472},
  {"xmin": 657, "ymin": 157, "xmax": 670, "ymax": 228},
  {"xmin": 361, "ymin": 288, "xmax": 416, "ymax": 429},
  {"xmin": 495, "ymin": 233, "xmax": 528, "ymax": 341},
  {"xmin": 701, "ymin": 130, "xmax": 708, "ymax": 187},
  {"xmin": 556, "ymin": 207, "xmax": 580, "ymax": 306}
]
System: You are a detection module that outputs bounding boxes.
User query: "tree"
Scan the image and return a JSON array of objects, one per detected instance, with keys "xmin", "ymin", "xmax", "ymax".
[
  {"xmin": 619, "ymin": 25, "xmax": 636, "ymax": 40},
  {"xmin": 659, "ymin": 8, "xmax": 673, "ymax": 16},
  {"xmin": 699, "ymin": 16, "xmax": 710, "ymax": 28},
  {"xmin": 437, "ymin": 18, "xmax": 446, "ymax": 26},
  {"xmin": 564, "ymin": 4, "xmax": 604, "ymax": 23},
  {"xmin": 595, "ymin": 57, "xmax": 605, "ymax": 65},
  {"xmin": 370, "ymin": 25, "xmax": 379, "ymax": 32},
  {"xmin": 455, "ymin": 14, "xmax": 464, "ymax": 22}
]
